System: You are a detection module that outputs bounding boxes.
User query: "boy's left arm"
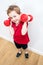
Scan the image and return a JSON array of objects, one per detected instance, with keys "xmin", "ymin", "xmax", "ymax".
[{"xmin": 21, "ymin": 22, "xmax": 28, "ymax": 35}]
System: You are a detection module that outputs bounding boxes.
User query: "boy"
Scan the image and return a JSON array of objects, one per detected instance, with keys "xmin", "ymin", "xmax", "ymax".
[{"xmin": 7, "ymin": 5, "xmax": 30, "ymax": 58}]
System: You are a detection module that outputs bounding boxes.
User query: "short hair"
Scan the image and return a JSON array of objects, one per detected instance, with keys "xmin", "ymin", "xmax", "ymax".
[{"xmin": 7, "ymin": 5, "xmax": 21, "ymax": 15}]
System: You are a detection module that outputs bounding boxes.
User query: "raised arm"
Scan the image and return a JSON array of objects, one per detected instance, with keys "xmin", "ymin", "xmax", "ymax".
[
  {"xmin": 21, "ymin": 22, "xmax": 28, "ymax": 35},
  {"xmin": 9, "ymin": 22, "xmax": 14, "ymax": 37}
]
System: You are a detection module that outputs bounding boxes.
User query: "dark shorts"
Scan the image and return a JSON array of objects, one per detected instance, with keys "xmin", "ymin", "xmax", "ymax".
[{"xmin": 14, "ymin": 41, "xmax": 28, "ymax": 49}]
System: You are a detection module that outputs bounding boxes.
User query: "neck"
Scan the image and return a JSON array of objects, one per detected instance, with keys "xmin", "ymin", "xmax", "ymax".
[{"xmin": 16, "ymin": 21, "xmax": 20, "ymax": 26}]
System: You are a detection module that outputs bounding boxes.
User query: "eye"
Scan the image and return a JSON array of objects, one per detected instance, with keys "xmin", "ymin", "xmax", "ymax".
[{"xmin": 13, "ymin": 16, "xmax": 16, "ymax": 17}]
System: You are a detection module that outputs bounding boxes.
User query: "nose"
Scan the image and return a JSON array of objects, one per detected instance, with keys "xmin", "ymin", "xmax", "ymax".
[{"xmin": 11, "ymin": 17, "xmax": 15, "ymax": 21}]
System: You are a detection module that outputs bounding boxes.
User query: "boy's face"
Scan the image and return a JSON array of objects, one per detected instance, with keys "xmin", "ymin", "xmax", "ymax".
[{"xmin": 8, "ymin": 10, "xmax": 20, "ymax": 24}]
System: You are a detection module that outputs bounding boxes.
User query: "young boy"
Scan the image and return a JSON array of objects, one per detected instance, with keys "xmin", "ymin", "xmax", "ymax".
[{"xmin": 7, "ymin": 5, "xmax": 30, "ymax": 58}]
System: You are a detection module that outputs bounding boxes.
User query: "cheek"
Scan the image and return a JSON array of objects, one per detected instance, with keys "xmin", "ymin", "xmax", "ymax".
[
  {"xmin": 17, "ymin": 16, "xmax": 20, "ymax": 20},
  {"xmin": 11, "ymin": 18, "xmax": 15, "ymax": 21},
  {"xmin": 13, "ymin": 17, "xmax": 16, "ymax": 20}
]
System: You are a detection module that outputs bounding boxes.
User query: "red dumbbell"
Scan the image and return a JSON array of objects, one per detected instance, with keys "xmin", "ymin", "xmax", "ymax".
[
  {"xmin": 4, "ymin": 14, "xmax": 33, "ymax": 26},
  {"xmin": 20, "ymin": 14, "xmax": 33, "ymax": 22},
  {"xmin": 28, "ymin": 15, "xmax": 33, "ymax": 22},
  {"xmin": 4, "ymin": 18, "xmax": 11, "ymax": 26}
]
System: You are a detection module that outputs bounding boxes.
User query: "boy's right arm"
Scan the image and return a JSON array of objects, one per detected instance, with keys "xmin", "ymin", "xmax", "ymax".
[
  {"xmin": 9, "ymin": 22, "xmax": 14, "ymax": 37},
  {"xmin": 9, "ymin": 26, "xmax": 14, "ymax": 36}
]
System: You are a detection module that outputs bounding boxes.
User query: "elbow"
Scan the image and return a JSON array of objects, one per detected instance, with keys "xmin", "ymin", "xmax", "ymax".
[
  {"xmin": 22, "ymin": 33, "xmax": 26, "ymax": 35},
  {"xmin": 21, "ymin": 29, "xmax": 27, "ymax": 35},
  {"xmin": 22, "ymin": 32, "xmax": 26, "ymax": 35}
]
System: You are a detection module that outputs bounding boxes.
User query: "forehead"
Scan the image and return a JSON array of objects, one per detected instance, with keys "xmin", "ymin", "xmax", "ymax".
[{"xmin": 8, "ymin": 11, "xmax": 18, "ymax": 17}]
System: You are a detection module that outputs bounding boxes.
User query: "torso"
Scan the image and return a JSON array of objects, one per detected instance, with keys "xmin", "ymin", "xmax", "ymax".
[{"xmin": 12, "ymin": 21, "xmax": 30, "ymax": 44}]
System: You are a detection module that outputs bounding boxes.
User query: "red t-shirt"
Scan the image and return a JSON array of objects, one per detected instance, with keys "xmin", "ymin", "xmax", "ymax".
[{"xmin": 12, "ymin": 21, "xmax": 30, "ymax": 44}]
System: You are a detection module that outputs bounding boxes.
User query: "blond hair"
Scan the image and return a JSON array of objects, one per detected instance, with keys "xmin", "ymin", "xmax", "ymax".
[{"xmin": 7, "ymin": 5, "xmax": 21, "ymax": 15}]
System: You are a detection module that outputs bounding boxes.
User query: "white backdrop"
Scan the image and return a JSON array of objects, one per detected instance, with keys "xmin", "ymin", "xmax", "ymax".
[{"xmin": 0, "ymin": 0, "xmax": 43, "ymax": 55}]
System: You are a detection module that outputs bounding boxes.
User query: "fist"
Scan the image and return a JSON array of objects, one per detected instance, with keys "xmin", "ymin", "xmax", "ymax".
[
  {"xmin": 20, "ymin": 14, "xmax": 28, "ymax": 22},
  {"xmin": 20, "ymin": 14, "xmax": 33, "ymax": 22},
  {"xmin": 4, "ymin": 18, "xmax": 11, "ymax": 26}
]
